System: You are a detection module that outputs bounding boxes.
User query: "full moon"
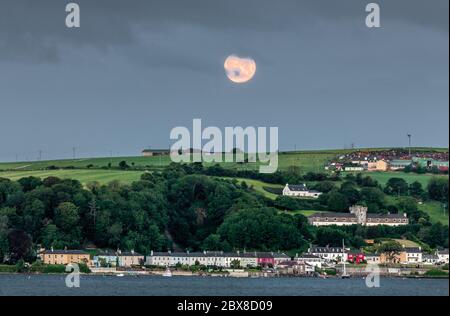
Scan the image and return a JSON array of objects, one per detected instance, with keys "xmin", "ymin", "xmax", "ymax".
[{"xmin": 224, "ymin": 55, "xmax": 256, "ymax": 83}]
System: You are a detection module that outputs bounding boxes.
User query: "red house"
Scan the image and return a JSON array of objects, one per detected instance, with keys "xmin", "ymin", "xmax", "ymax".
[
  {"xmin": 257, "ymin": 253, "xmax": 275, "ymax": 267},
  {"xmin": 347, "ymin": 252, "xmax": 365, "ymax": 264}
]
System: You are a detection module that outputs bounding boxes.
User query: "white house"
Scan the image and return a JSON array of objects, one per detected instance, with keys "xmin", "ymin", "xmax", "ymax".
[
  {"xmin": 365, "ymin": 254, "xmax": 381, "ymax": 265},
  {"xmin": 294, "ymin": 253, "xmax": 323, "ymax": 269},
  {"xmin": 92, "ymin": 252, "xmax": 118, "ymax": 267},
  {"xmin": 402, "ymin": 247, "xmax": 423, "ymax": 264},
  {"xmin": 344, "ymin": 166, "xmax": 365, "ymax": 172},
  {"xmin": 422, "ymin": 254, "xmax": 439, "ymax": 266},
  {"xmin": 437, "ymin": 249, "xmax": 449, "ymax": 264},
  {"xmin": 308, "ymin": 246, "xmax": 348, "ymax": 263},
  {"xmin": 145, "ymin": 251, "xmax": 171, "ymax": 266},
  {"xmin": 282, "ymin": 184, "xmax": 322, "ymax": 199}
]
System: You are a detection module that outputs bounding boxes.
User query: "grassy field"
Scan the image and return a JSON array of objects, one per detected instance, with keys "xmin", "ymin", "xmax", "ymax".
[
  {"xmin": 0, "ymin": 150, "xmax": 339, "ymax": 173},
  {"xmin": 0, "ymin": 169, "xmax": 144, "ymax": 185},
  {"xmin": 221, "ymin": 177, "xmax": 283, "ymax": 200},
  {"xmin": 418, "ymin": 201, "xmax": 449, "ymax": 224}
]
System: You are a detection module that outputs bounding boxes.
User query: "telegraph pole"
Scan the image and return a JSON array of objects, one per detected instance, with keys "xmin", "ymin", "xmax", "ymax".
[
  {"xmin": 72, "ymin": 147, "xmax": 76, "ymax": 159},
  {"xmin": 407, "ymin": 134, "xmax": 412, "ymax": 157}
]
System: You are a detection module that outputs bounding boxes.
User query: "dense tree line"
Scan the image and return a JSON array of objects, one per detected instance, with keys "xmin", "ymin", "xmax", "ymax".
[{"xmin": 0, "ymin": 163, "xmax": 448, "ymax": 264}]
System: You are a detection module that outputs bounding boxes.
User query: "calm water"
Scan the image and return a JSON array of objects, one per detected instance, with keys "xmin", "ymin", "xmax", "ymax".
[{"xmin": 0, "ymin": 274, "xmax": 448, "ymax": 296}]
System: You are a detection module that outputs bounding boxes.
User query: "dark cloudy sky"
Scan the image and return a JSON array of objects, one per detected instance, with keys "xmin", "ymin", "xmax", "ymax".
[{"xmin": 0, "ymin": 0, "xmax": 448, "ymax": 161}]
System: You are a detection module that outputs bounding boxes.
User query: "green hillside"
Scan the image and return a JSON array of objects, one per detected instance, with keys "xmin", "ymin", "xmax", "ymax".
[{"xmin": 0, "ymin": 169, "xmax": 143, "ymax": 185}]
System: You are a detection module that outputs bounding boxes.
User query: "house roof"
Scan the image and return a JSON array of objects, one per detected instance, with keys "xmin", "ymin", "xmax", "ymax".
[
  {"xmin": 309, "ymin": 212, "xmax": 356, "ymax": 219},
  {"xmin": 287, "ymin": 184, "xmax": 308, "ymax": 192},
  {"xmin": 296, "ymin": 254, "xmax": 320, "ymax": 259},
  {"xmin": 404, "ymin": 247, "xmax": 422, "ymax": 253},
  {"xmin": 42, "ymin": 249, "xmax": 89, "ymax": 255},
  {"xmin": 438, "ymin": 249, "xmax": 449, "ymax": 255},
  {"xmin": 309, "ymin": 247, "xmax": 346, "ymax": 254},
  {"xmin": 423, "ymin": 254, "xmax": 439, "ymax": 260},
  {"xmin": 390, "ymin": 160, "xmax": 412, "ymax": 166},
  {"xmin": 119, "ymin": 252, "xmax": 143, "ymax": 257},
  {"xmin": 95, "ymin": 252, "xmax": 117, "ymax": 257},
  {"xmin": 367, "ymin": 213, "xmax": 406, "ymax": 219},
  {"xmin": 142, "ymin": 149, "xmax": 170, "ymax": 153}
]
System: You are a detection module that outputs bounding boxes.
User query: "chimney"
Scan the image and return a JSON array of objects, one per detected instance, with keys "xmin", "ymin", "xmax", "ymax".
[
  {"xmin": 404, "ymin": 213, "xmax": 407, "ymax": 218},
  {"xmin": 117, "ymin": 248, "xmax": 121, "ymax": 255},
  {"xmin": 203, "ymin": 250, "xmax": 206, "ymax": 255},
  {"xmin": 151, "ymin": 250, "xmax": 153, "ymax": 256},
  {"xmin": 187, "ymin": 250, "xmax": 190, "ymax": 254},
  {"xmin": 131, "ymin": 249, "xmax": 135, "ymax": 255},
  {"xmin": 51, "ymin": 246, "xmax": 54, "ymax": 252}
]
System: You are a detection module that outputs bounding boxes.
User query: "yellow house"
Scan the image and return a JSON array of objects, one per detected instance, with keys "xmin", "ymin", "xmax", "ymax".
[
  {"xmin": 380, "ymin": 251, "xmax": 407, "ymax": 264},
  {"xmin": 368, "ymin": 160, "xmax": 388, "ymax": 172},
  {"xmin": 42, "ymin": 249, "xmax": 90, "ymax": 265}
]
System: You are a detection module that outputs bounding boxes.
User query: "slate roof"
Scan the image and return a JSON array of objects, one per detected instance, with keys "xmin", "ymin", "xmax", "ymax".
[
  {"xmin": 404, "ymin": 247, "xmax": 422, "ymax": 254},
  {"xmin": 119, "ymin": 252, "xmax": 143, "ymax": 257},
  {"xmin": 287, "ymin": 184, "xmax": 308, "ymax": 192},
  {"xmin": 438, "ymin": 249, "xmax": 449, "ymax": 255},
  {"xmin": 42, "ymin": 249, "xmax": 89, "ymax": 255}
]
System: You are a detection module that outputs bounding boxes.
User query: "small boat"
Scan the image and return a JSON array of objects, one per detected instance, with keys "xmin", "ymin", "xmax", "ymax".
[
  {"xmin": 116, "ymin": 273, "xmax": 125, "ymax": 277},
  {"xmin": 163, "ymin": 268, "xmax": 172, "ymax": 277}
]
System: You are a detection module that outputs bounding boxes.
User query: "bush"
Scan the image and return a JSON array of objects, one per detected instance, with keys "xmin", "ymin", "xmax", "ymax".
[
  {"xmin": 324, "ymin": 269, "xmax": 337, "ymax": 276},
  {"xmin": 424, "ymin": 269, "xmax": 448, "ymax": 277},
  {"xmin": 0, "ymin": 264, "xmax": 17, "ymax": 273},
  {"xmin": 43, "ymin": 264, "xmax": 66, "ymax": 273}
]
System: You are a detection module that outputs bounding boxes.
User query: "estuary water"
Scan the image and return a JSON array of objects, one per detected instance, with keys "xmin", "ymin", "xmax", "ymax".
[{"xmin": 0, "ymin": 274, "xmax": 448, "ymax": 296}]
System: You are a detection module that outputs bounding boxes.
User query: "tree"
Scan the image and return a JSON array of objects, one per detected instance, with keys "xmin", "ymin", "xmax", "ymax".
[
  {"xmin": 340, "ymin": 185, "xmax": 360, "ymax": 205},
  {"xmin": 7, "ymin": 229, "xmax": 32, "ymax": 263},
  {"xmin": 409, "ymin": 181, "xmax": 426, "ymax": 199},
  {"xmin": 384, "ymin": 178, "xmax": 408, "ymax": 196},
  {"xmin": 315, "ymin": 227, "xmax": 349, "ymax": 247},
  {"xmin": 0, "ymin": 215, "xmax": 9, "ymax": 263},
  {"xmin": 230, "ymin": 259, "xmax": 241, "ymax": 269},
  {"xmin": 218, "ymin": 208, "xmax": 306, "ymax": 251},
  {"xmin": 360, "ymin": 187, "xmax": 385, "ymax": 211},
  {"xmin": 378, "ymin": 241, "xmax": 403, "ymax": 263},
  {"xmin": 119, "ymin": 160, "xmax": 129, "ymax": 170},
  {"xmin": 428, "ymin": 178, "xmax": 449, "ymax": 202},
  {"xmin": 55, "ymin": 202, "xmax": 80, "ymax": 232},
  {"xmin": 18, "ymin": 177, "xmax": 42, "ymax": 192},
  {"xmin": 313, "ymin": 181, "xmax": 335, "ymax": 193},
  {"xmin": 326, "ymin": 191, "xmax": 349, "ymax": 212},
  {"xmin": 202, "ymin": 234, "xmax": 222, "ymax": 251},
  {"xmin": 41, "ymin": 224, "xmax": 60, "ymax": 248}
]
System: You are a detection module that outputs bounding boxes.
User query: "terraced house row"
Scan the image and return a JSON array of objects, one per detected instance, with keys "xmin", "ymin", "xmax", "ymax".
[{"xmin": 146, "ymin": 251, "xmax": 290, "ymax": 268}]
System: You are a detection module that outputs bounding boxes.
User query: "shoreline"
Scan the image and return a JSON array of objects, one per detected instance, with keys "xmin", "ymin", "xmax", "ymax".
[{"xmin": 1, "ymin": 271, "xmax": 447, "ymax": 280}]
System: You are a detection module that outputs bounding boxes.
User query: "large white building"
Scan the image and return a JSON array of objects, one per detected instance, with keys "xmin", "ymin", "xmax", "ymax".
[
  {"xmin": 282, "ymin": 184, "xmax": 322, "ymax": 199},
  {"xmin": 145, "ymin": 251, "xmax": 290, "ymax": 268},
  {"xmin": 308, "ymin": 205, "xmax": 409, "ymax": 227}
]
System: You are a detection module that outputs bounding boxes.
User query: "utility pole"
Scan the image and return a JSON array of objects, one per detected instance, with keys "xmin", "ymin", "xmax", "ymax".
[
  {"xmin": 407, "ymin": 134, "xmax": 412, "ymax": 157},
  {"xmin": 72, "ymin": 147, "xmax": 76, "ymax": 159}
]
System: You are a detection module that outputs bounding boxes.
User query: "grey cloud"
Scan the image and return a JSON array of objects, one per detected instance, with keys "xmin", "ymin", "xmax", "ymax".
[{"xmin": 0, "ymin": 0, "xmax": 447, "ymax": 64}]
